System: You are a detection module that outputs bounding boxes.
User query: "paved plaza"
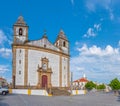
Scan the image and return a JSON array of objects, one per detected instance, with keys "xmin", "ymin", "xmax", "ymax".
[{"xmin": 0, "ymin": 92, "xmax": 120, "ymax": 106}]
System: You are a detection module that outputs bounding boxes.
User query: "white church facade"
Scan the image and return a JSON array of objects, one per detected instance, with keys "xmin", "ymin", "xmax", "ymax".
[{"xmin": 12, "ymin": 16, "xmax": 70, "ymax": 89}]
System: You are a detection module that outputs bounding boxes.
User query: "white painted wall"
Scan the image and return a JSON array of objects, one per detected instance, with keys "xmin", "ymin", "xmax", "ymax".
[
  {"xmin": 16, "ymin": 49, "xmax": 25, "ymax": 85},
  {"xmin": 62, "ymin": 47, "xmax": 68, "ymax": 54},
  {"xmin": 12, "ymin": 89, "xmax": 28, "ymax": 94},
  {"xmin": 28, "ymin": 50, "xmax": 60, "ymax": 87},
  {"xmin": 15, "ymin": 48, "xmax": 69, "ymax": 87},
  {"xmin": 11, "ymin": 89, "xmax": 48, "ymax": 96},
  {"xmin": 49, "ymin": 54, "xmax": 60, "ymax": 87},
  {"xmin": 31, "ymin": 90, "xmax": 48, "ymax": 96},
  {"xmin": 72, "ymin": 90, "xmax": 86, "ymax": 95},
  {"xmin": 62, "ymin": 57, "xmax": 68, "ymax": 87}
]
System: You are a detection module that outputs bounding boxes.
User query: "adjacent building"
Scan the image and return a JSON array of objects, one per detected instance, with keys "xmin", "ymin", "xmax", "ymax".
[
  {"xmin": 73, "ymin": 74, "xmax": 89, "ymax": 89},
  {"xmin": 0, "ymin": 77, "xmax": 8, "ymax": 87}
]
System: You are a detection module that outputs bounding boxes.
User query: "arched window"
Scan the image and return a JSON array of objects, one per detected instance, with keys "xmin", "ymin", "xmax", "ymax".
[
  {"xmin": 63, "ymin": 41, "xmax": 66, "ymax": 47},
  {"xmin": 19, "ymin": 28, "xmax": 23, "ymax": 35}
]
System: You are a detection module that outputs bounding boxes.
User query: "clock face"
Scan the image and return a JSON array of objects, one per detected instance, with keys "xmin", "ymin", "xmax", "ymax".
[{"xmin": 42, "ymin": 63, "xmax": 47, "ymax": 70}]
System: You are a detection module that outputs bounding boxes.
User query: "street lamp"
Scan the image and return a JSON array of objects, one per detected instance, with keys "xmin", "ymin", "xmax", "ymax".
[{"xmin": 71, "ymin": 72, "xmax": 73, "ymax": 95}]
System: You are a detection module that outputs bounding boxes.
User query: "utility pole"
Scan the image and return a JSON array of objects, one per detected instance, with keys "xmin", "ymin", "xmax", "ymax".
[{"xmin": 71, "ymin": 72, "xmax": 73, "ymax": 95}]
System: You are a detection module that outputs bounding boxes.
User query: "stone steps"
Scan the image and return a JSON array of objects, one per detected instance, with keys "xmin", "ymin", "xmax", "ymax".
[{"xmin": 50, "ymin": 88, "xmax": 71, "ymax": 96}]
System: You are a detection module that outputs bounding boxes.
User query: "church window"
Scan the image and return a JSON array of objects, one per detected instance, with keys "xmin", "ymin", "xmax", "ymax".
[
  {"xmin": 19, "ymin": 28, "xmax": 23, "ymax": 35},
  {"xmin": 19, "ymin": 49, "xmax": 21, "ymax": 53},
  {"xmin": 19, "ymin": 60, "xmax": 21, "ymax": 64},
  {"xmin": 19, "ymin": 71, "xmax": 21, "ymax": 75},
  {"xmin": 63, "ymin": 41, "xmax": 66, "ymax": 47},
  {"xmin": 44, "ymin": 44, "xmax": 46, "ymax": 48}
]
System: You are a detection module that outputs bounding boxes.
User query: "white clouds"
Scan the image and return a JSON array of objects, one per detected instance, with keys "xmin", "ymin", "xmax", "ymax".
[
  {"xmin": 0, "ymin": 29, "xmax": 12, "ymax": 58},
  {"xmin": 77, "ymin": 44, "xmax": 119, "ymax": 56},
  {"xmin": 0, "ymin": 65, "xmax": 9, "ymax": 74},
  {"xmin": 85, "ymin": 0, "xmax": 116, "ymax": 21},
  {"xmin": 83, "ymin": 24, "xmax": 101, "ymax": 38},
  {"xmin": 86, "ymin": 0, "xmax": 96, "ymax": 12},
  {"xmin": 84, "ymin": 28, "xmax": 96, "ymax": 38},
  {"xmin": 0, "ymin": 30, "xmax": 7, "ymax": 45},
  {"xmin": 0, "ymin": 29, "xmax": 12, "ymax": 46},
  {"xmin": 0, "ymin": 48, "xmax": 12, "ymax": 58},
  {"xmin": 109, "ymin": 10, "xmax": 114, "ymax": 20},
  {"xmin": 76, "ymin": 67, "xmax": 84, "ymax": 71},
  {"xmin": 0, "ymin": 29, "xmax": 12, "ymax": 83},
  {"xmin": 94, "ymin": 24, "xmax": 101, "ymax": 31},
  {"xmin": 86, "ymin": 0, "xmax": 111, "ymax": 12},
  {"xmin": 71, "ymin": 43, "xmax": 120, "ymax": 83},
  {"xmin": 118, "ymin": 41, "xmax": 120, "ymax": 47},
  {"xmin": 106, "ymin": 7, "xmax": 114, "ymax": 21},
  {"xmin": 0, "ymin": 65, "xmax": 11, "ymax": 83}
]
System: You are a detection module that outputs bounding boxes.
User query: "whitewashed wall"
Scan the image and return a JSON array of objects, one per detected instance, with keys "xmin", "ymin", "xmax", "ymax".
[
  {"xmin": 72, "ymin": 90, "xmax": 86, "ymax": 95},
  {"xmin": 31, "ymin": 90, "xmax": 48, "ymax": 96},
  {"xmin": 62, "ymin": 47, "xmax": 68, "ymax": 54},
  {"xmin": 12, "ymin": 89, "xmax": 28, "ymax": 94},
  {"xmin": 11, "ymin": 89, "xmax": 48, "ymax": 96},
  {"xmin": 49, "ymin": 54, "xmax": 60, "ymax": 87},
  {"xmin": 16, "ymin": 49, "xmax": 25, "ymax": 85},
  {"xmin": 62, "ymin": 57, "xmax": 68, "ymax": 87},
  {"xmin": 28, "ymin": 50, "xmax": 60, "ymax": 87}
]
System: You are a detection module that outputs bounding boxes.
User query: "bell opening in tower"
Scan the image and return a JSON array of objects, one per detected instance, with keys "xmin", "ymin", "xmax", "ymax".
[{"xmin": 19, "ymin": 28, "xmax": 23, "ymax": 35}]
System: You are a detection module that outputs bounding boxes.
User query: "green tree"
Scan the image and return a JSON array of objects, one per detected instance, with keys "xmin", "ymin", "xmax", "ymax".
[
  {"xmin": 97, "ymin": 84, "xmax": 106, "ymax": 90},
  {"xmin": 85, "ymin": 81, "xmax": 96, "ymax": 90},
  {"xmin": 109, "ymin": 78, "xmax": 120, "ymax": 90}
]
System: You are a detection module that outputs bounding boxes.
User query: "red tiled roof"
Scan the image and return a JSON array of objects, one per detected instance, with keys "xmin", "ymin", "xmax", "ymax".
[
  {"xmin": 0, "ymin": 77, "xmax": 6, "ymax": 81},
  {"xmin": 79, "ymin": 78, "xmax": 88, "ymax": 82},
  {"xmin": 74, "ymin": 77, "xmax": 89, "ymax": 82}
]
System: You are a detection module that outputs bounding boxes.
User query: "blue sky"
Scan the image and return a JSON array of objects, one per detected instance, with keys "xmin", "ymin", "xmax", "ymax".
[{"xmin": 0, "ymin": 0, "xmax": 120, "ymax": 84}]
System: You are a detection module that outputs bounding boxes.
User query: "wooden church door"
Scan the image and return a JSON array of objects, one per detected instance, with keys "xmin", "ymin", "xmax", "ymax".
[{"xmin": 42, "ymin": 75, "xmax": 48, "ymax": 88}]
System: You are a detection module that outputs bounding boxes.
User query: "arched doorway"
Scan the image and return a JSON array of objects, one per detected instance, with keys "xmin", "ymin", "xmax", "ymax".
[{"xmin": 42, "ymin": 75, "xmax": 48, "ymax": 88}]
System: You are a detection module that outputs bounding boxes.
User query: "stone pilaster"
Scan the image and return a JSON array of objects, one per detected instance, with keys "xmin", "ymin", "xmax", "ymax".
[
  {"xmin": 67, "ymin": 58, "xmax": 70, "ymax": 87},
  {"xmin": 12, "ymin": 46, "xmax": 16, "ymax": 88},
  {"xmin": 59, "ymin": 55, "xmax": 62, "ymax": 87},
  {"xmin": 24, "ymin": 49, "xmax": 28, "ymax": 87}
]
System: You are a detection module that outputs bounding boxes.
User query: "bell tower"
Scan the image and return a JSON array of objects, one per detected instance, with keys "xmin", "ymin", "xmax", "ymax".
[
  {"xmin": 55, "ymin": 29, "xmax": 69, "ymax": 54},
  {"xmin": 13, "ymin": 16, "xmax": 28, "ymax": 44}
]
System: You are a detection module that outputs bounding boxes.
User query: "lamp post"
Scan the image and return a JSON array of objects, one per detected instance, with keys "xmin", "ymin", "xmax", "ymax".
[{"xmin": 71, "ymin": 72, "xmax": 73, "ymax": 95}]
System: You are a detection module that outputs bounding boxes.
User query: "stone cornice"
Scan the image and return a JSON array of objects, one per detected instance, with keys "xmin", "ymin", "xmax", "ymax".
[{"xmin": 12, "ymin": 43, "xmax": 70, "ymax": 58}]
